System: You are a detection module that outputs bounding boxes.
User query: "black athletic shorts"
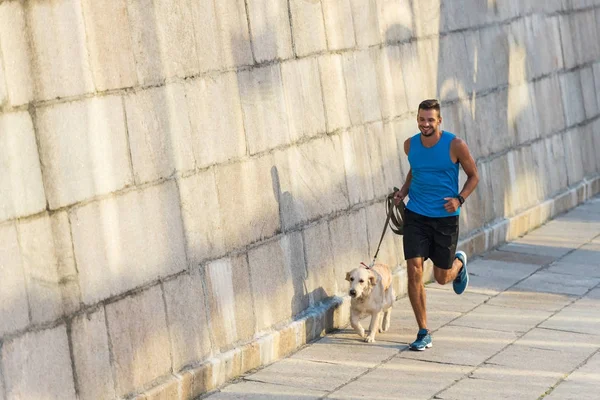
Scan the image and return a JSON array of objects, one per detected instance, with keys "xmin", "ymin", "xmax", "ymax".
[{"xmin": 403, "ymin": 208, "xmax": 459, "ymax": 269}]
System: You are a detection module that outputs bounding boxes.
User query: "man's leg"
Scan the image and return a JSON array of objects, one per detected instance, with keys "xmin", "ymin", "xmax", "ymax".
[
  {"xmin": 433, "ymin": 256, "xmax": 464, "ymax": 285},
  {"xmin": 407, "ymin": 257, "xmax": 427, "ymax": 329}
]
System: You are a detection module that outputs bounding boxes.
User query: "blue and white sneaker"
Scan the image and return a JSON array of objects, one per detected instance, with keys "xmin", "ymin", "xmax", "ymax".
[
  {"xmin": 453, "ymin": 251, "xmax": 469, "ymax": 295},
  {"xmin": 409, "ymin": 328, "xmax": 432, "ymax": 351}
]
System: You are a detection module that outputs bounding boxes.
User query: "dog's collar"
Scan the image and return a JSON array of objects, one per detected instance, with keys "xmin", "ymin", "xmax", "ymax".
[{"xmin": 360, "ymin": 262, "xmax": 371, "ymax": 270}]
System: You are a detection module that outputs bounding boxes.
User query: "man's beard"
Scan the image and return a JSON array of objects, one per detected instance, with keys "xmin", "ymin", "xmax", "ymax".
[{"xmin": 420, "ymin": 127, "xmax": 435, "ymax": 137}]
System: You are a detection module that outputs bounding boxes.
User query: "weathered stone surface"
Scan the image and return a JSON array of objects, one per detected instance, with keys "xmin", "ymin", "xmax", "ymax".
[
  {"xmin": 441, "ymin": 0, "xmax": 494, "ymax": 32},
  {"xmin": 450, "ymin": 304, "xmax": 551, "ymax": 333},
  {"xmin": 341, "ymin": 126, "xmax": 376, "ymax": 205},
  {"xmin": 546, "ymin": 352, "xmax": 600, "ymax": 400},
  {"xmin": 475, "ymin": 90, "xmax": 512, "ymax": 157},
  {"xmin": 289, "ymin": 0, "xmax": 327, "ymax": 56},
  {"xmin": 163, "ymin": 269, "xmax": 212, "ymax": 371},
  {"xmin": 238, "ymin": 65, "xmax": 290, "ymax": 154},
  {"xmin": 0, "ymin": 223, "xmax": 29, "ymax": 337},
  {"xmin": 184, "ymin": 72, "xmax": 246, "ymax": 169},
  {"xmin": 509, "ymin": 82, "xmax": 541, "ymax": 144},
  {"xmin": 342, "ymin": 49, "xmax": 382, "ymax": 125},
  {"xmin": 1, "ymin": 326, "xmax": 77, "ymax": 400},
  {"xmin": 519, "ymin": 15, "xmax": 563, "ymax": 80},
  {"xmin": 127, "ymin": 0, "xmax": 198, "ymax": 85},
  {"xmin": 125, "ymin": 83, "xmax": 196, "ymax": 183},
  {"xmin": 349, "ymin": 0, "xmax": 380, "ymax": 48},
  {"xmin": 272, "ymin": 135, "xmax": 349, "ymax": 229},
  {"xmin": 81, "ymin": 0, "xmax": 137, "ymax": 91},
  {"xmin": 248, "ymin": 232, "xmax": 308, "ymax": 330},
  {"xmin": 105, "ymin": 285, "xmax": 171, "ymax": 397},
  {"xmin": 487, "ymin": 289, "xmax": 573, "ymax": 312},
  {"xmin": 71, "ymin": 181, "xmax": 187, "ymax": 304},
  {"xmin": 214, "ymin": 154, "xmax": 280, "ymax": 250},
  {"xmin": 322, "ymin": 0, "xmax": 356, "ymax": 50},
  {"xmin": 205, "ymin": 256, "xmax": 256, "ymax": 350},
  {"xmin": 303, "ymin": 221, "xmax": 338, "ymax": 302},
  {"xmin": 26, "ymin": 0, "xmax": 94, "ymax": 100},
  {"xmin": 515, "ymin": 270, "xmax": 600, "ymax": 296},
  {"xmin": 376, "ymin": 0, "xmax": 413, "ymax": 43},
  {"xmin": 563, "ymin": 128, "xmax": 586, "ymax": 185},
  {"xmin": 212, "ymin": 380, "xmax": 326, "ymax": 399},
  {"xmin": 412, "ymin": 0, "xmax": 441, "ymax": 38},
  {"xmin": 0, "ymin": 1, "xmax": 34, "ymax": 106},
  {"xmin": 534, "ymin": 75, "xmax": 566, "ymax": 137},
  {"xmin": 437, "ymin": 32, "xmax": 472, "ymax": 102},
  {"xmin": 318, "ymin": 54, "xmax": 351, "ymax": 132},
  {"xmin": 399, "ymin": 39, "xmax": 438, "ymax": 111},
  {"xmin": 540, "ymin": 297, "xmax": 600, "ymax": 336},
  {"xmin": 192, "ymin": 0, "xmax": 253, "ymax": 71},
  {"xmin": 364, "ymin": 201, "xmax": 402, "ymax": 268},
  {"xmin": 594, "ymin": 62, "xmax": 600, "ymax": 111},
  {"xmin": 374, "ymin": 46, "xmax": 409, "ymax": 120},
  {"xmin": 36, "ymin": 96, "xmax": 132, "ymax": 209},
  {"xmin": 246, "ymin": 0, "xmax": 293, "ymax": 62},
  {"xmin": 281, "ymin": 58, "xmax": 326, "ymax": 141},
  {"xmin": 71, "ymin": 308, "xmax": 115, "ymax": 400},
  {"xmin": 0, "ymin": 111, "xmax": 46, "ymax": 222},
  {"xmin": 580, "ymin": 66, "xmax": 599, "ymax": 120}
]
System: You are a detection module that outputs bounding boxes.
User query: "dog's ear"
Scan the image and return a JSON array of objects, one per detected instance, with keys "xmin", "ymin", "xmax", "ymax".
[
  {"xmin": 345, "ymin": 271, "xmax": 351, "ymax": 281},
  {"xmin": 369, "ymin": 272, "xmax": 377, "ymax": 286}
]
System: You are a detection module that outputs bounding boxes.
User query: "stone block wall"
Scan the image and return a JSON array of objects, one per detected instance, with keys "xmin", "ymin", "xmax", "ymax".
[{"xmin": 1, "ymin": 0, "xmax": 600, "ymax": 398}]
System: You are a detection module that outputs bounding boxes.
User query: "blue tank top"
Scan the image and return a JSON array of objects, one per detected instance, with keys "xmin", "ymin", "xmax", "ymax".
[{"xmin": 406, "ymin": 131, "xmax": 460, "ymax": 217}]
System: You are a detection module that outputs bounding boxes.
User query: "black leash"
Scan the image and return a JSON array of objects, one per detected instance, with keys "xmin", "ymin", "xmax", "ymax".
[{"xmin": 369, "ymin": 187, "xmax": 406, "ymax": 267}]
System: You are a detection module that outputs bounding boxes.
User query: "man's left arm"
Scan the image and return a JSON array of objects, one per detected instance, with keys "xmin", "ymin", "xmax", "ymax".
[{"xmin": 444, "ymin": 138, "xmax": 480, "ymax": 213}]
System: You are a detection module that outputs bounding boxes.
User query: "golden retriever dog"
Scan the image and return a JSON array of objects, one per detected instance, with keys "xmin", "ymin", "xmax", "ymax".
[{"xmin": 345, "ymin": 263, "xmax": 394, "ymax": 343}]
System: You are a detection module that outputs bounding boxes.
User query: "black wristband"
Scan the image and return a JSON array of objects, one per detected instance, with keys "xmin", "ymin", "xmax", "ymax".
[{"xmin": 457, "ymin": 195, "xmax": 465, "ymax": 206}]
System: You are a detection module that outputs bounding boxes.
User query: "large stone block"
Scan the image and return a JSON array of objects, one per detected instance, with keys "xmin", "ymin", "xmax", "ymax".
[
  {"xmin": 0, "ymin": 111, "xmax": 45, "ymax": 222},
  {"xmin": 476, "ymin": 25, "xmax": 510, "ymax": 89},
  {"xmin": 0, "ymin": 223, "xmax": 29, "ymax": 337},
  {"xmin": 0, "ymin": 1, "xmax": 34, "ymax": 106},
  {"xmin": 1, "ymin": 326, "xmax": 77, "ymax": 399},
  {"xmin": 303, "ymin": 221, "xmax": 338, "ymax": 303},
  {"xmin": 16, "ymin": 214, "xmax": 63, "ymax": 324},
  {"xmin": 184, "ymin": 73, "xmax": 246, "ymax": 169},
  {"xmin": 370, "ymin": 121, "xmax": 404, "ymax": 197},
  {"xmin": 81, "ymin": 0, "xmax": 137, "ymax": 91},
  {"xmin": 509, "ymin": 82, "xmax": 540, "ymax": 144},
  {"xmin": 523, "ymin": 15, "xmax": 563, "ymax": 79},
  {"xmin": 36, "ymin": 95, "xmax": 132, "ymax": 209},
  {"xmin": 178, "ymin": 170, "xmax": 224, "ymax": 265},
  {"xmin": 412, "ymin": 0, "xmax": 441, "ymax": 38},
  {"xmin": 581, "ymin": 123, "xmax": 599, "ymax": 176},
  {"xmin": 376, "ymin": 0, "xmax": 413, "ymax": 43},
  {"xmin": 437, "ymin": 32, "xmax": 472, "ymax": 102},
  {"xmin": 105, "ymin": 285, "xmax": 171, "ymax": 397},
  {"xmin": 273, "ymin": 135, "xmax": 349, "ymax": 230},
  {"xmin": 342, "ymin": 49, "xmax": 382, "ymax": 125},
  {"xmin": 594, "ymin": 62, "xmax": 600, "ymax": 110},
  {"xmin": 560, "ymin": 11, "xmax": 600, "ymax": 70},
  {"xmin": 26, "ymin": 0, "xmax": 94, "ymax": 100},
  {"xmin": 540, "ymin": 135, "xmax": 569, "ymax": 197},
  {"xmin": 246, "ymin": 0, "xmax": 293, "ymax": 62},
  {"xmin": 441, "ymin": 0, "xmax": 491, "ymax": 32},
  {"xmin": 399, "ymin": 39, "xmax": 438, "ymax": 111},
  {"xmin": 71, "ymin": 308, "xmax": 115, "ymax": 400},
  {"xmin": 205, "ymin": 256, "xmax": 256, "ymax": 349},
  {"xmin": 192, "ymin": 0, "xmax": 253, "ymax": 72},
  {"xmin": 468, "ymin": 160, "xmax": 494, "ymax": 227},
  {"xmin": 163, "ymin": 269, "xmax": 212, "ymax": 372},
  {"xmin": 318, "ymin": 54, "xmax": 351, "ymax": 132},
  {"xmin": 580, "ymin": 66, "xmax": 599, "ymax": 120},
  {"xmin": 563, "ymin": 128, "xmax": 586, "ymax": 186},
  {"xmin": 462, "ymin": 30, "xmax": 497, "ymax": 94},
  {"xmin": 322, "ymin": 0, "xmax": 356, "ymax": 50},
  {"xmin": 374, "ymin": 46, "xmax": 409, "ymax": 120},
  {"xmin": 281, "ymin": 58, "xmax": 326, "ymax": 141},
  {"xmin": 341, "ymin": 126, "xmax": 375, "ymax": 205},
  {"xmin": 488, "ymin": 153, "xmax": 513, "ymax": 219},
  {"xmin": 238, "ymin": 65, "xmax": 290, "ymax": 155},
  {"xmin": 126, "ymin": 0, "xmax": 198, "ymax": 85},
  {"xmin": 71, "ymin": 181, "xmax": 187, "ymax": 305},
  {"xmin": 389, "ymin": 114, "xmax": 417, "ymax": 178},
  {"xmin": 328, "ymin": 209, "xmax": 369, "ymax": 294},
  {"xmin": 474, "ymin": 90, "xmax": 512, "ymax": 158},
  {"xmin": 560, "ymin": 70, "xmax": 586, "ymax": 128},
  {"xmin": 534, "ymin": 75, "xmax": 566, "ymax": 137},
  {"xmin": 125, "ymin": 83, "xmax": 196, "ymax": 184},
  {"xmin": 349, "ymin": 0, "xmax": 380, "ymax": 47},
  {"xmin": 0, "ymin": 55, "xmax": 6, "ymax": 107},
  {"xmin": 289, "ymin": 0, "xmax": 327, "ymax": 56},
  {"xmin": 248, "ymin": 232, "xmax": 308, "ymax": 330},
  {"xmin": 215, "ymin": 155, "xmax": 280, "ymax": 249}
]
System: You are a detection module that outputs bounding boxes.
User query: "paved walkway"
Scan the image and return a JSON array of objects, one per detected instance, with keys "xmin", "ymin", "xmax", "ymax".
[{"xmin": 205, "ymin": 196, "xmax": 600, "ymax": 400}]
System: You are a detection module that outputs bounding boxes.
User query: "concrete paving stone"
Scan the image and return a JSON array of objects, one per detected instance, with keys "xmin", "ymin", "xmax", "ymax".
[
  {"xmin": 125, "ymin": 83, "xmax": 196, "ymax": 183},
  {"xmin": 330, "ymin": 357, "xmax": 471, "ymax": 400},
  {"xmin": 499, "ymin": 241, "xmax": 575, "ymax": 259},
  {"xmin": 399, "ymin": 325, "xmax": 518, "ymax": 367},
  {"xmin": 342, "ymin": 50, "xmax": 382, "ymax": 125},
  {"xmin": 247, "ymin": 0, "xmax": 293, "ymax": 63},
  {"xmin": 482, "ymin": 250, "xmax": 557, "ymax": 266},
  {"xmin": 289, "ymin": 0, "xmax": 327, "ymax": 57},
  {"xmin": 214, "ymin": 154, "xmax": 280, "ymax": 250},
  {"xmin": 303, "ymin": 221, "xmax": 339, "ymax": 301},
  {"xmin": 184, "ymin": 72, "xmax": 246, "ymax": 169},
  {"xmin": 192, "ymin": 0, "xmax": 253, "ymax": 72},
  {"xmin": 560, "ymin": 71, "xmax": 586, "ymax": 128},
  {"xmin": 0, "ymin": 1, "xmax": 34, "ymax": 106},
  {"xmin": 238, "ymin": 65, "xmax": 290, "ymax": 154},
  {"xmin": 421, "ymin": 287, "xmax": 491, "ymax": 313},
  {"xmin": 81, "ymin": 0, "xmax": 137, "ymax": 91},
  {"xmin": 36, "ymin": 95, "xmax": 132, "ymax": 209},
  {"xmin": 207, "ymin": 380, "xmax": 326, "ymax": 399},
  {"xmin": 551, "ymin": 244, "xmax": 600, "ymax": 269},
  {"xmin": 322, "ymin": 0, "xmax": 356, "ymax": 50},
  {"xmin": 244, "ymin": 358, "xmax": 368, "ymax": 392},
  {"xmin": 71, "ymin": 308, "xmax": 115, "ymax": 400},
  {"xmin": 26, "ymin": 0, "xmax": 94, "ymax": 100},
  {"xmin": 127, "ymin": 0, "xmax": 199, "ymax": 84},
  {"xmin": 318, "ymin": 53, "xmax": 352, "ymax": 132},
  {"xmin": 514, "ymin": 270, "xmax": 600, "ymax": 296},
  {"xmin": 540, "ymin": 297, "xmax": 600, "ymax": 336},
  {"xmin": 545, "ymin": 351, "xmax": 600, "ymax": 400},
  {"xmin": 449, "ymin": 304, "xmax": 552, "ymax": 334},
  {"xmin": 71, "ymin": 181, "xmax": 187, "ymax": 305},
  {"xmin": 292, "ymin": 338, "xmax": 399, "ymax": 368},
  {"xmin": 0, "ymin": 223, "xmax": 30, "ymax": 337},
  {"xmin": 349, "ymin": 0, "xmax": 380, "ymax": 48},
  {"xmin": 281, "ymin": 58, "xmax": 326, "ymax": 141},
  {"xmin": 273, "ymin": 135, "xmax": 349, "ymax": 229},
  {"xmin": 105, "ymin": 285, "xmax": 171, "ymax": 397},
  {"xmin": 0, "ymin": 111, "xmax": 46, "ymax": 222},
  {"xmin": 376, "ymin": 0, "xmax": 413, "ymax": 43},
  {"xmin": 1, "ymin": 325, "xmax": 77, "ymax": 400},
  {"xmin": 486, "ymin": 290, "xmax": 574, "ymax": 312}
]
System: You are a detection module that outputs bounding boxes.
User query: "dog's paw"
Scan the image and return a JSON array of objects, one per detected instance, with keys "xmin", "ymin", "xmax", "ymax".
[{"xmin": 364, "ymin": 336, "xmax": 376, "ymax": 343}]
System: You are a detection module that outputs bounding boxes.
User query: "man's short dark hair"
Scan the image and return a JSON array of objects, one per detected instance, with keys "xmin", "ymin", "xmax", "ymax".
[{"xmin": 418, "ymin": 99, "xmax": 441, "ymax": 115}]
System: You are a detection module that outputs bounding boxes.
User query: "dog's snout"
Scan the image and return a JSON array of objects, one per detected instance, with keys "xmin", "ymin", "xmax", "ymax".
[{"xmin": 349, "ymin": 289, "xmax": 356, "ymax": 297}]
